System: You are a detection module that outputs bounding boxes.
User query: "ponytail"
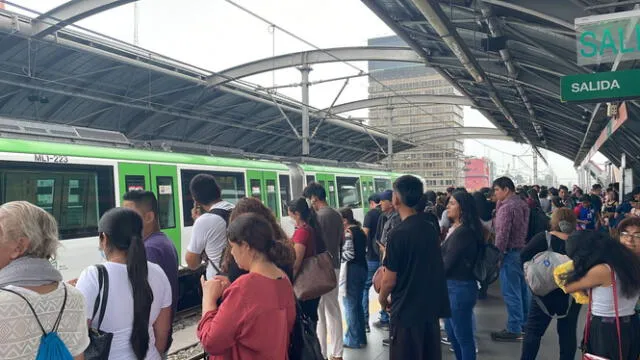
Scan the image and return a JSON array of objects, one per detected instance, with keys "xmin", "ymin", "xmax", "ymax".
[{"xmin": 127, "ymin": 234, "xmax": 153, "ymax": 360}]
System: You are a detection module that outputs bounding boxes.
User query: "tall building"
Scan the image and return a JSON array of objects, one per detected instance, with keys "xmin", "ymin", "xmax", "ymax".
[{"xmin": 368, "ymin": 35, "xmax": 464, "ymax": 191}]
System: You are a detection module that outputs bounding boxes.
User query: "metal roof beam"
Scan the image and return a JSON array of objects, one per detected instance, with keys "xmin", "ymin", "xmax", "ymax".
[
  {"xmin": 32, "ymin": 0, "xmax": 137, "ymax": 38},
  {"xmin": 319, "ymin": 94, "xmax": 472, "ymax": 115},
  {"xmin": 480, "ymin": 0, "xmax": 576, "ymax": 31},
  {"xmin": 205, "ymin": 47, "xmax": 425, "ymax": 87}
]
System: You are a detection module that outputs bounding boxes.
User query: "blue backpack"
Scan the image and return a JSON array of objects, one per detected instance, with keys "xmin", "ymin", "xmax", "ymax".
[{"xmin": 1, "ymin": 284, "xmax": 73, "ymax": 360}]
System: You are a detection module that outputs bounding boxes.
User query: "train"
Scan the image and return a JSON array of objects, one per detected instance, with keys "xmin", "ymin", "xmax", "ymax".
[{"xmin": 0, "ymin": 136, "xmax": 419, "ymax": 282}]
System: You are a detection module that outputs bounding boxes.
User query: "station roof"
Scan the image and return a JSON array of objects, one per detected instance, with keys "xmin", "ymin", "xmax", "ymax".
[
  {"xmin": 0, "ymin": 8, "xmax": 413, "ymax": 163},
  {"xmin": 362, "ymin": 0, "xmax": 640, "ymax": 174}
]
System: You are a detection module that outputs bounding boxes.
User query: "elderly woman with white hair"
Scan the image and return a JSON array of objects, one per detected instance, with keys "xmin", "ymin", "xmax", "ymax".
[{"xmin": 0, "ymin": 201, "xmax": 89, "ymax": 360}]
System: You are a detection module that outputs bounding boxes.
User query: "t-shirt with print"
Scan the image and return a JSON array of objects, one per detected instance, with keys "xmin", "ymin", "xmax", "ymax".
[
  {"xmin": 383, "ymin": 212, "xmax": 450, "ymax": 327},
  {"xmin": 316, "ymin": 206, "xmax": 344, "ymax": 269},
  {"xmin": 363, "ymin": 207, "xmax": 381, "ymax": 261},
  {"xmin": 578, "ymin": 206, "xmax": 596, "ymax": 230},
  {"xmin": 187, "ymin": 201, "xmax": 235, "ymax": 279},
  {"xmin": 292, "ymin": 223, "xmax": 315, "ymax": 259},
  {"xmin": 76, "ymin": 262, "xmax": 172, "ymax": 360},
  {"xmin": 0, "ymin": 283, "xmax": 89, "ymax": 360}
]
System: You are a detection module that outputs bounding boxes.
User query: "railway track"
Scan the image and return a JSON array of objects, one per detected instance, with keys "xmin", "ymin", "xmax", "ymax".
[{"xmin": 167, "ymin": 342, "xmax": 205, "ymax": 360}]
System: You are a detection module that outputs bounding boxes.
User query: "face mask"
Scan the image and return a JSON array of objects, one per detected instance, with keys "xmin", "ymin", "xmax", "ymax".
[
  {"xmin": 306, "ymin": 198, "xmax": 313, "ymax": 208},
  {"xmin": 99, "ymin": 248, "xmax": 106, "ymax": 260}
]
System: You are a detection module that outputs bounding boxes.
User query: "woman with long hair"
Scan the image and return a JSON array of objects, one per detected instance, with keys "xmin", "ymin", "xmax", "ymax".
[
  {"xmin": 219, "ymin": 197, "xmax": 295, "ymax": 283},
  {"xmin": 76, "ymin": 208, "xmax": 172, "ymax": 360},
  {"xmin": 288, "ymin": 197, "xmax": 324, "ymax": 324},
  {"xmin": 339, "ymin": 207, "xmax": 368, "ymax": 349},
  {"xmin": 198, "ymin": 213, "xmax": 296, "ymax": 360},
  {"xmin": 563, "ymin": 231, "xmax": 640, "ymax": 359},
  {"xmin": 520, "ymin": 208, "xmax": 581, "ymax": 360},
  {"xmin": 442, "ymin": 190, "xmax": 483, "ymax": 360}
]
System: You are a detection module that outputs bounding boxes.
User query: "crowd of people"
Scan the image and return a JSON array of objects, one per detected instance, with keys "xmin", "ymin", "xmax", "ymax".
[{"xmin": 2, "ymin": 172, "xmax": 640, "ymax": 360}]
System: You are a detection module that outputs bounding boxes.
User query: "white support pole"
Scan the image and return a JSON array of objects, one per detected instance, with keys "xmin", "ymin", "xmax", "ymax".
[
  {"xmin": 133, "ymin": 2, "xmax": 140, "ymax": 45},
  {"xmin": 299, "ymin": 65, "xmax": 312, "ymax": 156},
  {"xmin": 386, "ymin": 106, "xmax": 393, "ymax": 170},
  {"xmin": 621, "ymin": 153, "xmax": 627, "ymax": 198},
  {"xmin": 532, "ymin": 150, "xmax": 538, "ymax": 185}
]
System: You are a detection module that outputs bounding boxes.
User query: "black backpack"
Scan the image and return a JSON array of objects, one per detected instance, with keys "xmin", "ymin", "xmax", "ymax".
[
  {"xmin": 527, "ymin": 207, "xmax": 550, "ymax": 243},
  {"xmin": 473, "ymin": 243, "xmax": 502, "ymax": 285}
]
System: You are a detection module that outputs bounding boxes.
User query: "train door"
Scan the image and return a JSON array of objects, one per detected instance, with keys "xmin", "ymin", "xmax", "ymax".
[
  {"xmin": 118, "ymin": 163, "xmax": 181, "ymax": 251},
  {"xmin": 315, "ymin": 173, "xmax": 337, "ymax": 208},
  {"xmin": 246, "ymin": 170, "xmax": 280, "ymax": 218},
  {"xmin": 360, "ymin": 175, "xmax": 374, "ymax": 211}
]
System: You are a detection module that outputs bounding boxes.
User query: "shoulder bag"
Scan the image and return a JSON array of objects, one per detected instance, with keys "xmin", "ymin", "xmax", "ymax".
[
  {"xmin": 582, "ymin": 270, "xmax": 623, "ymax": 360},
  {"xmin": 293, "ymin": 227, "xmax": 337, "ymax": 301},
  {"xmin": 85, "ymin": 265, "xmax": 113, "ymax": 360}
]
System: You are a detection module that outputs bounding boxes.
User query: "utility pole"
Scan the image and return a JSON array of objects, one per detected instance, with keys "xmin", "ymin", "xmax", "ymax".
[
  {"xmin": 133, "ymin": 2, "xmax": 140, "ymax": 45},
  {"xmin": 386, "ymin": 106, "xmax": 394, "ymax": 170},
  {"xmin": 532, "ymin": 150, "xmax": 538, "ymax": 185}
]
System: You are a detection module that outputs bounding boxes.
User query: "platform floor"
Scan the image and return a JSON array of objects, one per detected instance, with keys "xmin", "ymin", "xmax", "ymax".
[{"xmin": 344, "ymin": 283, "xmax": 586, "ymax": 360}]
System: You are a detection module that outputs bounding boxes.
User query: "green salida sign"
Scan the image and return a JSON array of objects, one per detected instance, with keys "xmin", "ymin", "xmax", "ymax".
[
  {"xmin": 561, "ymin": 69, "xmax": 640, "ymax": 102},
  {"xmin": 576, "ymin": 10, "xmax": 640, "ymax": 65}
]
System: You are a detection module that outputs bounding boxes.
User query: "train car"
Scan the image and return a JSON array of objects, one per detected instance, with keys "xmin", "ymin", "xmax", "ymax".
[{"xmin": 0, "ymin": 137, "xmax": 415, "ymax": 282}]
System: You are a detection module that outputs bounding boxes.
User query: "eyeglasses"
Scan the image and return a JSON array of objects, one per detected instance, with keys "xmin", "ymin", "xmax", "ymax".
[{"xmin": 620, "ymin": 232, "xmax": 640, "ymax": 240}]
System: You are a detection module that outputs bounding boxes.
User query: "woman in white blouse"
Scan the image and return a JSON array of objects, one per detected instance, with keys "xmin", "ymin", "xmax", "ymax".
[
  {"xmin": 77, "ymin": 207, "xmax": 172, "ymax": 360},
  {"xmin": 0, "ymin": 201, "xmax": 89, "ymax": 360}
]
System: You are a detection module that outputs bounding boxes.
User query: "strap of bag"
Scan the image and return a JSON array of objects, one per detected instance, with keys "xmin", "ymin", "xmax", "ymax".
[
  {"xmin": 611, "ymin": 270, "xmax": 623, "ymax": 360},
  {"xmin": 0, "ymin": 283, "xmax": 68, "ymax": 335},
  {"xmin": 91, "ymin": 264, "xmax": 109, "ymax": 330},
  {"xmin": 545, "ymin": 231, "xmax": 552, "ymax": 249},
  {"xmin": 583, "ymin": 288, "xmax": 592, "ymax": 351}
]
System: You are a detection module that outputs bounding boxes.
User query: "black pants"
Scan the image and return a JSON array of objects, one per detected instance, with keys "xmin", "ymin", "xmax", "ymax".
[
  {"xmin": 300, "ymin": 297, "xmax": 320, "ymax": 323},
  {"xmin": 584, "ymin": 314, "xmax": 640, "ymax": 360},
  {"xmin": 521, "ymin": 296, "xmax": 581, "ymax": 360},
  {"xmin": 390, "ymin": 320, "xmax": 441, "ymax": 360}
]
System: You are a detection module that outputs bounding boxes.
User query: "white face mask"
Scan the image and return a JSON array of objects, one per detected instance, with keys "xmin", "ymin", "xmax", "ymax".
[{"xmin": 306, "ymin": 198, "xmax": 313, "ymax": 208}]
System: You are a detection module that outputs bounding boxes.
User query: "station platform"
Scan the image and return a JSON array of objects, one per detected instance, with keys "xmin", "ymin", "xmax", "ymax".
[{"xmin": 345, "ymin": 283, "xmax": 587, "ymax": 360}]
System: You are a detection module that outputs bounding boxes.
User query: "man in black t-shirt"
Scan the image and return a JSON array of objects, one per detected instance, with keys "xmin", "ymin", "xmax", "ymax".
[
  {"xmin": 362, "ymin": 194, "xmax": 382, "ymax": 332},
  {"xmin": 379, "ymin": 176, "xmax": 450, "ymax": 360}
]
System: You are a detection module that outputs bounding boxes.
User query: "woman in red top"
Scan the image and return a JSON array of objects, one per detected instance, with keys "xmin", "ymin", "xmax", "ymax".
[
  {"xmin": 198, "ymin": 213, "xmax": 296, "ymax": 360},
  {"xmin": 288, "ymin": 197, "xmax": 324, "ymax": 325}
]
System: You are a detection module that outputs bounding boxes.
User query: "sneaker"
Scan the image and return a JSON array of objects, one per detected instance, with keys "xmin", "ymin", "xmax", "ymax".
[
  {"xmin": 491, "ymin": 329, "xmax": 524, "ymax": 342},
  {"xmin": 365, "ymin": 324, "xmax": 370, "ymax": 333},
  {"xmin": 440, "ymin": 336, "xmax": 451, "ymax": 346},
  {"xmin": 373, "ymin": 320, "xmax": 390, "ymax": 330},
  {"xmin": 382, "ymin": 338, "xmax": 391, "ymax": 347}
]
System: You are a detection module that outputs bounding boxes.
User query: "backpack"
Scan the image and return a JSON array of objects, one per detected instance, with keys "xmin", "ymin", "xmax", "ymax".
[
  {"xmin": 289, "ymin": 300, "xmax": 324, "ymax": 360},
  {"xmin": 0, "ymin": 285, "xmax": 74, "ymax": 360},
  {"xmin": 204, "ymin": 207, "xmax": 232, "ymax": 274},
  {"xmin": 527, "ymin": 207, "xmax": 549, "ymax": 243},
  {"xmin": 473, "ymin": 243, "xmax": 502, "ymax": 284},
  {"xmin": 524, "ymin": 231, "xmax": 571, "ymax": 297}
]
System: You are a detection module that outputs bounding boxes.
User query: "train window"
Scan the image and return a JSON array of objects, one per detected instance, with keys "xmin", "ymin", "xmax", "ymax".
[
  {"xmin": 181, "ymin": 169, "xmax": 245, "ymax": 227},
  {"xmin": 328, "ymin": 180, "xmax": 336, "ymax": 208},
  {"xmin": 336, "ymin": 176, "xmax": 362, "ymax": 208},
  {"xmin": 0, "ymin": 162, "xmax": 114, "ymax": 239},
  {"xmin": 250, "ymin": 179, "xmax": 261, "ymax": 199},
  {"xmin": 279, "ymin": 174, "xmax": 290, "ymax": 216},
  {"xmin": 125, "ymin": 175, "xmax": 145, "ymax": 191},
  {"xmin": 375, "ymin": 178, "xmax": 392, "ymax": 193},
  {"xmin": 306, "ymin": 175, "xmax": 315, "ymax": 185},
  {"xmin": 156, "ymin": 176, "xmax": 176, "ymax": 229}
]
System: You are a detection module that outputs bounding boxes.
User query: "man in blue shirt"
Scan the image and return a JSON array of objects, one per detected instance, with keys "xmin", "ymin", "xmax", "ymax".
[{"xmin": 123, "ymin": 190, "xmax": 179, "ymax": 356}]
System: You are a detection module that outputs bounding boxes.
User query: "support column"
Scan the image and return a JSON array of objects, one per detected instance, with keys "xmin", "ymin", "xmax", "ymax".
[
  {"xmin": 532, "ymin": 151, "xmax": 538, "ymax": 185},
  {"xmin": 299, "ymin": 65, "xmax": 312, "ymax": 156},
  {"xmin": 133, "ymin": 2, "xmax": 140, "ymax": 45},
  {"xmin": 621, "ymin": 153, "xmax": 626, "ymax": 198},
  {"xmin": 386, "ymin": 106, "xmax": 393, "ymax": 170}
]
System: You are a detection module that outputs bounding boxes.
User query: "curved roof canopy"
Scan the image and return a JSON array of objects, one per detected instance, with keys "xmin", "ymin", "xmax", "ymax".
[
  {"xmin": 362, "ymin": 0, "xmax": 640, "ymax": 175},
  {"xmin": 0, "ymin": 8, "xmax": 413, "ymax": 163}
]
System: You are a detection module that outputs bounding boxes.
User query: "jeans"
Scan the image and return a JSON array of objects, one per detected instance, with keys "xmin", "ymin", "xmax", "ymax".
[
  {"xmin": 499, "ymin": 250, "xmax": 531, "ymax": 333},
  {"xmin": 520, "ymin": 296, "xmax": 581, "ymax": 360},
  {"xmin": 363, "ymin": 260, "xmax": 379, "ymax": 325},
  {"xmin": 445, "ymin": 279, "xmax": 478, "ymax": 360},
  {"xmin": 343, "ymin": 263, "xmax": 367, "ymax": 347}
]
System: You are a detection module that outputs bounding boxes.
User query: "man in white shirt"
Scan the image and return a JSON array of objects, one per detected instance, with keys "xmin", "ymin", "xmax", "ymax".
[{"xmin": 185, "ymin": 174, "xmax": 235, "ymax": 279}]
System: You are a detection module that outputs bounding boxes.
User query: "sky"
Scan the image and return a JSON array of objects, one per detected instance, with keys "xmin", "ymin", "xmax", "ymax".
[{"xmin": 9, "ymin": 0, "xmax": 599, "ymax": 185}]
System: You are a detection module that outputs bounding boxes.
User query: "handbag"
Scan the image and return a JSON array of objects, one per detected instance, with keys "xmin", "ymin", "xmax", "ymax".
[
  {"xmin": 293, "ymin": 251, "xmax": 337, "ymax": 301},
  {"xmin": 582, "ymin": 270, "xmax": 623, "ymax": 360},
  {"xmin": 85, "ymin": 265, "xmax": 113, "ymax": 360},
  {"xmin": 288, "ymin": 300, "xmax": 324, "ymax": 360}
]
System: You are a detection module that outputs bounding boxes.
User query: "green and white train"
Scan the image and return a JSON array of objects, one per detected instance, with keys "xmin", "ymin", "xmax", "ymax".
[{"xmin": 0, "ymin": 137, "xmax": 417, "ymax": 280}]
